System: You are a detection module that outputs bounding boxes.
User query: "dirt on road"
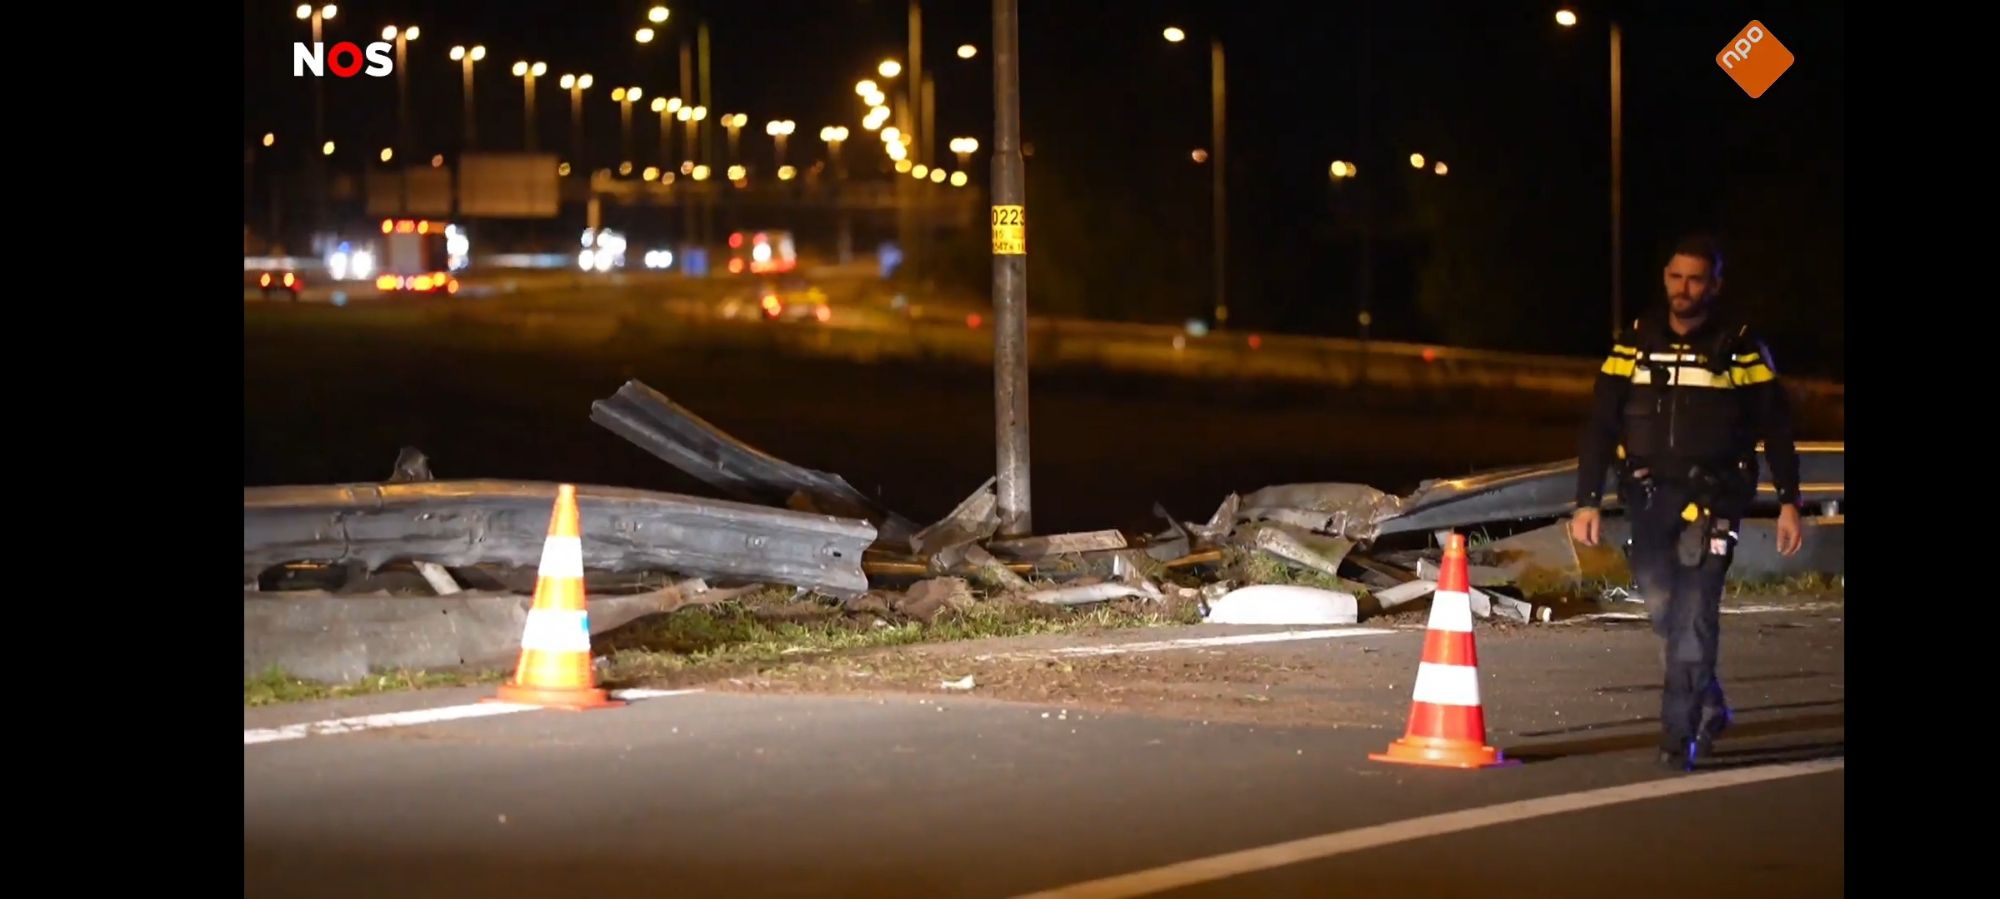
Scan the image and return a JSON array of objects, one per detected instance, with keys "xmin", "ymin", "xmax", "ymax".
[{"xmin": 679, "ymin": 592, "xmax": 1844, "ymax": 740}]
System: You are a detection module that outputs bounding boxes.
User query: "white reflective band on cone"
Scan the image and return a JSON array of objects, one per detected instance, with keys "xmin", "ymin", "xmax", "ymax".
[
  {"xmin": 1428, "ymin": 590, "xmax": 1474, "ymax": 633},
  {"xmin": 520, "ymin": 609, "xmax": 592, "ymax": 652},
  {"xmin": 1410, "ymin": 661, "xmax": 1482, "ymax": 707},
  {"xmin": 538, "ymin": 535, "xmax": 585, "ymax": 579}
]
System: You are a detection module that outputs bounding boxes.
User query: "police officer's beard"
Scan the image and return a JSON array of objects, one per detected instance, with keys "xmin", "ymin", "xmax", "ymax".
[{"xmin": 1669, "ymin": 293, "xmax": 1708, "ymax": 323}]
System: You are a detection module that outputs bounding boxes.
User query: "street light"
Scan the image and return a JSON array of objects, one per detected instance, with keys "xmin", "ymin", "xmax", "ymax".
[
  {"xmin": 721, "ymin": 113, "xmax": 747, "ymax": 163},
  {"xmin": 878, "ymin": 59, "xmax": 902, "ymax": 78},
  {"xmin": 560, "ymin": 74, "xmax": 593, "ymax": 172},
  {"xmin": 950, "ymin": 170, "xmax": 969, "ymax": 187},
  {"xmin": 957, "ymin": 44, "xmax": 977, "ymax": 59},
  {"xmin": 855, "ymin": 79, "xmax": 878, "ymax": 97},
  {"xmin": 950, "ymin": 136, "xmax": 978, "ymax": 169},
  {"xmin": 513, "ymin": 61, "xmax": 547, "ymax": 152},
  {"xmin": 380, "ymin": 147, "xmax": 394, "ymax": 162},
  {"xmin": 675, "ymin": 105, "xmax": 706, "ymax": 168},
  {"xmin": 450, "ymin": 44, "xmax": 487, "ymax": 149},
  {"xmin": 297, "ymin": 5, "xmax": 337, "ymax": 154},
  {"xmin": 1433, "ymin": 161, "xmax": 1449, "ymax": 176},
  {"xmin": 1164, "ymin": 26, "xmax": 1230, "ymax": 325},
  {"xmin": 636, "ymin": 27, "xmax": 655, "ymax": 43},
  {"xmin": 322, "ymin": 140, "xmax": 336, "ymax": 156},
  {"xmin": 1557, "ymin": 7, "xmax": 1624, "ymax": 337},
  {"xmin": 766, "ymin": 119, "xmax": 796, "ymax": 167},
  {"xmin": 262, "ymin": 132, "xmax": 276, "ymax": 147},
  {"xmin": 613, "ymin": 86, "xmax": 642, "ymax": 167},
  {"xmin": 821, "ymin": 125, "xmax": 849, "ymax": 178},
  {"xmin": 1329, "ymin": 160, "xmax": 1356, "ymax": 179},
  {"xmin": 649, "ymin": 5, "xmax": 670, "ymax": 23},
  {"xmin": 1409, "ymin": 152, "xmax": 1425, "ymax": 168},
  {"xmin": 381, "ymin": 25, "xmax": 419, "ymax": 176}
]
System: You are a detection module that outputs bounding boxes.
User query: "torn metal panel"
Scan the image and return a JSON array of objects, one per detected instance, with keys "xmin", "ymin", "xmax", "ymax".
[
  {"xmin": 1237, "ymin": 483, "xmax": 1403, "ymax": 540},
  {"xmin": 910, "ymin": 477, "xmax": 999, "ymax": 558},
  {"xmin": 589, "ymin": 379, "xmax": 920, "ymax": 545},
  {"xmin": 244, "ymin": 480, "xmax": 878, "ymax": 598},
  {"xmin": 1475, "ymin": 522, "xmax": 1584, "ymax": 595},
  {"xmin": 1413, "ymin": 557, "xmax": 1515, "ymax": 589},
  {"xmin": 1237, "ymin": 524, "xmax": 1354, "ymax": 581},
  {"xmin": 1488, "ymin": 592, "xmax": 1534, "ymax": 623},
  {"xmin": 954, "ymin": 544, "xmax": 1033, "ymax": 594},
  {"xmin": 1347, "ymin": 554, "xmax": 1421, "ymax": 587},
  {"xmin": 1145, "ymin": 503, "xmax": 1194, "ymax": 562},
  {"xmin": 1188, "ymin": 493, "xmax": 1240, "ymax": 544},
  {"xmin": 1372, "ymin": 442, "xmax": 1844, "ymax": 539},
  {"xmin": 988, "ymin": 529, "xmax": 1130, "ymax": 562}
]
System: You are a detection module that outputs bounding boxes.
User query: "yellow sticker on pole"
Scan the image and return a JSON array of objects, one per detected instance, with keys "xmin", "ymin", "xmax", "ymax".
[{"xmin": 991, "ymin": 205, "xmax": 1026, "ymax": 255}]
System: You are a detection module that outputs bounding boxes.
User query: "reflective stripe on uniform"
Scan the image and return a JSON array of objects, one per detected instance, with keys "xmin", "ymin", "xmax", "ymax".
[
  {"xmin": 1729, "ymin": 363, "xmax": 1776, "ymax": 385},
  {"xmin": 1631, "ymin": 365, "xmax": 1732, "ymax": 388}
]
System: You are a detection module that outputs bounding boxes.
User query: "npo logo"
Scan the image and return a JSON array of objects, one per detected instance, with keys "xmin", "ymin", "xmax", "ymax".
[
  {"xmin": 1715, "ymin": 20, "xmax": 1794, "ymax": 98},
  {"xmin": 293, "ymin": 41, "xmax": 394, "ymax": 78}
]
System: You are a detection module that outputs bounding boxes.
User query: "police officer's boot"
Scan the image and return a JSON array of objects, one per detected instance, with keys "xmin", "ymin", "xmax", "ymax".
[
  {"xmin": 1657, "ymin": 738, "xmax": 1697, "ymax": 772},
  {"xmin": 1695, "ymin": 697, "xmax": 1732, "ymax": 760}
]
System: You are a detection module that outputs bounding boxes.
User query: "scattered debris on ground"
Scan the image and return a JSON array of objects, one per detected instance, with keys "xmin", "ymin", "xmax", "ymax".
[{"xmin": 242, "ymin": 380, "xmax": 1845, "ymax": 691}]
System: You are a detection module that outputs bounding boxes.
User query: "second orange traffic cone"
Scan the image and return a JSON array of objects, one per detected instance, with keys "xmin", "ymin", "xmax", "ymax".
[
  {"xmin": 489, "ymin": 484, "xmax": 624, "ymax": 711},
  {"xmin": 1370, "ymin": 532, "xmax": 1514, "ymax": 769}
]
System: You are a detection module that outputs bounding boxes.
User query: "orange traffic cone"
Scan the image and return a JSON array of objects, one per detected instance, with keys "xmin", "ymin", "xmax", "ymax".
[
  {"xmin": 488, "ymin": 484, "xmax": 624, "ymax": 711},
  {"xmin": 1370, "ymin": 532, "xmax": 1515, "ymax": 769}
]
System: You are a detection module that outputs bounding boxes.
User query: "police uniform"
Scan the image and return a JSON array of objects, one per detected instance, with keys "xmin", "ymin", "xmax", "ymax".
[{"xmin": 1575, "ymin": 309, "xmax": 1802, "ymax": 769}]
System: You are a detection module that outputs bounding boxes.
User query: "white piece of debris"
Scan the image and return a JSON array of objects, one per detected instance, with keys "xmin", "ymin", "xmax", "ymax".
[
  {"xmin": 1026, "ymin": 581, "xmax": 1164, "ymax": 606},
  {"xmin": 1203, "ymin": 584, "xmax": 1358, "ymax": 626},
  {"xmin": 1374, "ymin": 579, "xmax": 1437, "ymax": 610},
  {"xmin": 941, "ymin": 675, "xmax": 975, "ymax": 691}
]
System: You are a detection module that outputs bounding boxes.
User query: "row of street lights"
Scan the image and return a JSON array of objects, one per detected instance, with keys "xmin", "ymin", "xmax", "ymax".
[{"xmin": 286, "ymin": 3, "xmax": 986, "ymax": 188}]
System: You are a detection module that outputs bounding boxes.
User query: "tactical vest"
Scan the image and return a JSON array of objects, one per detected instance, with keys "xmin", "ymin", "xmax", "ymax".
[{"xmin": 1611, "ymin": 318, "xmax": 1759, "ymax": 476}]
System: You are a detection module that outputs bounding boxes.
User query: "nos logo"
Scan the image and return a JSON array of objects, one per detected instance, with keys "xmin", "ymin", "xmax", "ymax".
[{"xmin": 293, "ymin": 41, "xmax": 394, "ymax": 78}]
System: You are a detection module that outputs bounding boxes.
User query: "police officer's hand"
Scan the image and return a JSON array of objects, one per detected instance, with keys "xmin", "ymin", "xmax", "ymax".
[
  {"xmin": 1570, "ymin": 507, "xmax": 1601, "ymax": 547},
  {"xmin": 1776, "ymin": 504, "xmax": 1803, "ymax": 556}
]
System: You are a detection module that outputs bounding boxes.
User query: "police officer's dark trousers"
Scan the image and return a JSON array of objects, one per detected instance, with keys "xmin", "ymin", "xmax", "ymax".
[{"xmin": 1624, "ymin": 476, "xmax": 1732, "ymax": 752}]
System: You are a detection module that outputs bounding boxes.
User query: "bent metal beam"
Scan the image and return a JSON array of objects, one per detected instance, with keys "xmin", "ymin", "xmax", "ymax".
[{"xmin": 243, "ymin": 479, "xmax": 877, "ymax": 598}]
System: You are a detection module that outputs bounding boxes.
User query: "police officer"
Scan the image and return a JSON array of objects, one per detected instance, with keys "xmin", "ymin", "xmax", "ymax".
[{"xmin": 1569, "ymin": 233, "xmax": 1805, "ymax": 771}]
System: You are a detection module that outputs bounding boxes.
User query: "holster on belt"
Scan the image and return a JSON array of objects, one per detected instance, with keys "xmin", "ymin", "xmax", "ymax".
[{"xmin": 1675, "ymin": 464, "xmax": 1746, "ymax": 567}]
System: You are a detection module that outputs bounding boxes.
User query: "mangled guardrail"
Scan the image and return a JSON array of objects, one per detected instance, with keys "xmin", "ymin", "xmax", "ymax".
[
  {"xmin": 1233, "ymin": 442, "xmax": 1844, "ymax": 542},
  {"xmin": 591, "ymin": 379, "xmax": 921, "ymax": 545},
  {"xmin": 242, "ymin": 479, "xmax": 877, "ymax": 598}
]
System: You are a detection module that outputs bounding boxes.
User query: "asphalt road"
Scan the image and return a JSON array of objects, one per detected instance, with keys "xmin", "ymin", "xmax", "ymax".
[{"xmin": 244, "ymin": 604, "xmax": 1844, "ymax": 898}]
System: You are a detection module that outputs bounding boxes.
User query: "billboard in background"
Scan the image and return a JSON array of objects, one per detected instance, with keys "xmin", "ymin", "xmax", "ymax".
[
  {"xmin": 364, "ymin": 166, "xmax": 453, "ymax": 217},
  {"xmin": 459, "ymin": 152, "xmax": 561, "ymax": 218}
]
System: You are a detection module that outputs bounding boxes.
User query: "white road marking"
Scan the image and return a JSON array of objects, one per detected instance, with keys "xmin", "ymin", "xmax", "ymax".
[
  {"xmin": 1723, "ymin": 602, "xmax": 1840, "ymax": 615},
  {"xmin": 1560, "ymin": 601, "xmax": 1839, "ymax": 624},
  {"xmin": 243, "ymin": 688, "xmax": 704, "ymax": 746},
  {"xmin": 973, "ymin": 628, "xmax": 1395, "ymax": 662},
  {"xmin": 1014, "ymin": 757, "xmax": 1845, "ymax": 899}
]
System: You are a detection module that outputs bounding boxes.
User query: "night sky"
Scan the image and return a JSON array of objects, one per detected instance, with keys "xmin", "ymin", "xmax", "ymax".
[{"xmin": 244, "ymin": 0, "xmax": 1844, "ymax": 377}]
